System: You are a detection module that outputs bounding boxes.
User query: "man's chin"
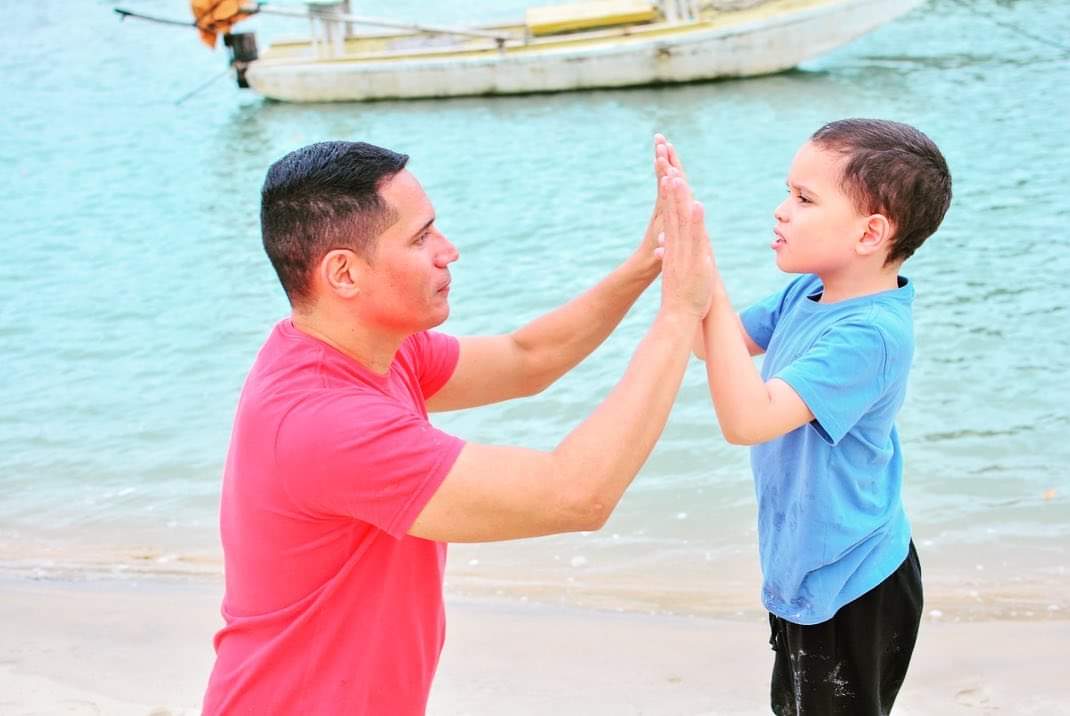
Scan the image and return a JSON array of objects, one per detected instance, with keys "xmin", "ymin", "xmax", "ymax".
[{"xmin": 423, "ymin": 306, "xmax": 450, "ymax": 330}]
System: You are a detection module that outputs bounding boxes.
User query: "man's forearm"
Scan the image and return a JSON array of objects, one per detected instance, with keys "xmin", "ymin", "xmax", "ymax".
[
  {"xmin": 511, "ymin": 251, "xmax": 660, "ymax": 393},
  {"xmin": 551, "ymin": 309, "xmax": 696, "ymax": 517}
]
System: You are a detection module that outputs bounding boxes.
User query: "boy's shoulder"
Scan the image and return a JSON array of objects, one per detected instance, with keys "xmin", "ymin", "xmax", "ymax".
[
  {"xmin": 779, "ymin": 273, "xmax": 824, "ymax": 305},
  {"xmin": 777, "ymin": 276, "xmax": 916, "ymax": 377}
]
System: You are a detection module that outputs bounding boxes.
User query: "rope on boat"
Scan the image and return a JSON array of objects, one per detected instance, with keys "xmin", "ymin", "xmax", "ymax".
[
  {"xmin": 114, "ymin": 8, "xmax": 198, "ymax": 28},
  {"xmin": 174, "ymin": 66, "xmax": 235, "ymax": 105}
]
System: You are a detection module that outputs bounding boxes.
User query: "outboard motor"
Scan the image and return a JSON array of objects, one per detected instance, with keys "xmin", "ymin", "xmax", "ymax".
[{"xmin": 224, "ymin": 32, "xmax": 259, "ymax": 88}]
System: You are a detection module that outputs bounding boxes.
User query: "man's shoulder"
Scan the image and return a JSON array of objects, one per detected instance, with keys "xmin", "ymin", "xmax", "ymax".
[{"xmin": 400, "ymin": 330, "xmax": 456, "ymax": 357}]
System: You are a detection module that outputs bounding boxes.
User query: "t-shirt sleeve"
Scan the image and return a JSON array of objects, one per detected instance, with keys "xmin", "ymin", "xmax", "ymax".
[
  {"xmin": 774, "ymin": 321, "xmax": 890, "ymax": 446},
  {"xmin": 275, "ymin": 392, "xmax": 465, "ymax": 537},
  {"xmin": 740, "ymin": 275, "xmax": 817, "ymax": 350},
  {"xmin": 407, "ymin": 330, "xmax": 460, "ymax": 399}
]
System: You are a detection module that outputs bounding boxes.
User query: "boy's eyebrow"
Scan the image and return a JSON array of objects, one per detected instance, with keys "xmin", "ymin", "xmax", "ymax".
[{"xmin": 787, "ymin": 180, "xmax": 819, "ymax": 198}]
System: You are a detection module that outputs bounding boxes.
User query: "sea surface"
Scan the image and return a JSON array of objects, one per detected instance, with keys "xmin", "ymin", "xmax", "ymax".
[{"xmin": 2, "ymin": 0, "xmax": 1068, "ymax": 620}]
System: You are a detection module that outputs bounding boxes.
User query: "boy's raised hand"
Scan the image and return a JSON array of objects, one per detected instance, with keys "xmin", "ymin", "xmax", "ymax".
[{"xmin": 656, "ymin": 172, "xmax": 714, "ymax": 319}]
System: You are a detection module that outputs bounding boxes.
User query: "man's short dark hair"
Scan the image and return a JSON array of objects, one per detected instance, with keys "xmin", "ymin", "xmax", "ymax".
[
  {"xmin": 810, "ymin": 119, "xmax": 952, "ymax": 265},
  {"xmin": 260, "ymin": 141, "xmax": 410, "ymax": 306}
]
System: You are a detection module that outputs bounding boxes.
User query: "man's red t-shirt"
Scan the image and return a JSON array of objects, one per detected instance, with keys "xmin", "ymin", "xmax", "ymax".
[{"xmin": 202, "ymin": 320, "xmax": 464, "ymax": 715}]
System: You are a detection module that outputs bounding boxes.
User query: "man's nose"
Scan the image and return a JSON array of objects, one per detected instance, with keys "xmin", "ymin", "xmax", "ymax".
[{"xmin": 436, "ymin": 237, "xmax": 459, "ymax": 266}]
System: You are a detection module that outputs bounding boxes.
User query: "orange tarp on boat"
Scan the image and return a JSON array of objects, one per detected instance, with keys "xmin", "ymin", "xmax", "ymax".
[{"xmin": 191, "ymin": 0, "xmax": 255, "ymax": 48}]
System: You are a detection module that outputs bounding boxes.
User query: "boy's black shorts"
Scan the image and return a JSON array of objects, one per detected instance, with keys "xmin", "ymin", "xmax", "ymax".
[{"xmin": 768, "ymin": 541, "xmax": 923, "ymax": 716}]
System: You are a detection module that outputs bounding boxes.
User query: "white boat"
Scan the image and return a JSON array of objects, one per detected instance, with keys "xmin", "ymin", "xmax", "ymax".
[{"xmin": 226, "ymin": 0, "xmax": 921, "ymax": 103}]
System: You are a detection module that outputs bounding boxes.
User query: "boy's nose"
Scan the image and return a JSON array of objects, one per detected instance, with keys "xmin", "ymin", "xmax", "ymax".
[{"xmin": 773, "ymin": 199, "xmax": 790, "ymax": 222}]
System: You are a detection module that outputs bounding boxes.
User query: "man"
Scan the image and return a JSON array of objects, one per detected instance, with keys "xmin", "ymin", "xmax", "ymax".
[{"xmin": 202, "ymin": 138, "xmax": 711, "ymax": 714}]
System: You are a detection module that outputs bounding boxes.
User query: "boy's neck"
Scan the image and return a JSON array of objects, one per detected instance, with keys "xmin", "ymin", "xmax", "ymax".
[{"xmin": 816, "ymin": 263, "xmax": 903, "ymax": 304}]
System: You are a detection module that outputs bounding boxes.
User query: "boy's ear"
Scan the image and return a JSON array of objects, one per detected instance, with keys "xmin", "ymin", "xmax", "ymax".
[
  {"xmin": 318, "ymin": 248, "xmax": 366, "ymax": 299},
  {"xmin": 856, "ymin": 214, "xmax": 894, "ymax": 259}
]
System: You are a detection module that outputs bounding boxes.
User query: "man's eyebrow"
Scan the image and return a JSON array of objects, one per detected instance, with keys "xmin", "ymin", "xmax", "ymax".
[{"xmin": 410, "ymin": 215, "xmax": 435, "ymax": 238}]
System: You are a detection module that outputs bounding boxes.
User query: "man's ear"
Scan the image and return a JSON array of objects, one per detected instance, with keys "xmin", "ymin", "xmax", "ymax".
[
  {"xmin": 318, "ymin": 249, "xmax": 365, "ymax": 299},
  {"xmin": 857, "ymin": 214, "xmax": 894, "ymax": 259}
]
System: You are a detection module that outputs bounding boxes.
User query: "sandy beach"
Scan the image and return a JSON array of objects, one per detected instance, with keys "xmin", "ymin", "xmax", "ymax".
[{"xmin": 1, "ymin": 576, "xmax": 1066, "ymax": 716}]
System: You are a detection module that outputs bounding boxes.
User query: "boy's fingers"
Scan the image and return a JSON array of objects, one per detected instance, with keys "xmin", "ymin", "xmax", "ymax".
[
  {"xmin": 693, "ymin": 201, "xmax": 714, "ymax": 253},
  {"xmin": 690, "ymin": 201, "xmax": 716, "ymax": 270}
]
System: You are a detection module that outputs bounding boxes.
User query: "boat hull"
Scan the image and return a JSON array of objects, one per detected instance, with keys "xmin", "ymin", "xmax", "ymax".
[{"xmin": 245, "ymin": 0, "xmax": 919, "ymax": 102}]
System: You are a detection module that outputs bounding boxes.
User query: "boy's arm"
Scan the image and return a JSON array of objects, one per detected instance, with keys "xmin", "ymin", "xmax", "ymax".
[
  {"xmin": 692, "ymin": 318, "xmax": 763, "ymax": 360},
  {"xmin": 701, "ymin": 281, "xmax": 813, "ymax": 446}
]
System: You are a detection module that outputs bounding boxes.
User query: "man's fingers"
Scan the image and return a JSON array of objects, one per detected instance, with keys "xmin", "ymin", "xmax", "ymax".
[
  {"xmin": 690, "ymin": 200, "xmax": 705, "ymax": 235},
  {"xmin": 672, "ymin": 176, "xmax": 693, "ymax": 241},
  {"xmin": 661, "ymin": 175, "xmax": 680, "ymax": 238},
  {"xmin": 666, "ymin": 142, "xmax": 687, "ymax": 179},
  {"xmin": 663, "ymin": 176, "xmax": 697, "ymax": 274},
  {"xmin": 655, "ymin": 155, "xmax": 672, "ymax": 182}
]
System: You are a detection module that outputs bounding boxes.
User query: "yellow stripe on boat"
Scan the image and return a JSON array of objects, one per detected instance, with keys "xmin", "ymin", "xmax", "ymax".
[{"xmin": 525, "ymin": 0, "xmax": 657, "ymax": 37}]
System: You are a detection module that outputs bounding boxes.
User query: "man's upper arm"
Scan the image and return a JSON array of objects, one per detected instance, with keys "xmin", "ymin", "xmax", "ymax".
[
  {"xmin": 426, "ymin": 335, "xmax": 533, "ymax": 412},
  {"xmin": 407, "ymin": 442, "xmax": 591, "ymax": 542}
]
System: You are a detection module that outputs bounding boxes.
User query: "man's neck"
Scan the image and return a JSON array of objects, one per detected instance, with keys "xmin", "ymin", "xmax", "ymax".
[
  {"xmin": 291, "ymin": 309, "xmax": 403, "ymax": 376},
  {"xmin": 817, "ymin": 263, "xmax": 903, "ymax": 304}
]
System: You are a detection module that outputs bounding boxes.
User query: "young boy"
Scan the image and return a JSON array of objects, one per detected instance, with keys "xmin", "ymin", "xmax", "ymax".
[{"xmin": 678, "ymin": 119, "xmax": 952, "ymax": 714}]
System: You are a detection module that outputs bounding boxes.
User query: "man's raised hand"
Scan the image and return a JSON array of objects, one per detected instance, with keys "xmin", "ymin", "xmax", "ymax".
[
  {"xmin": 640, "ymin": 134, "xmax": 687, "ymax": 266},
  {"xmin": 656, "ymin": 173, "xmax": 714, "ymax": 319}
]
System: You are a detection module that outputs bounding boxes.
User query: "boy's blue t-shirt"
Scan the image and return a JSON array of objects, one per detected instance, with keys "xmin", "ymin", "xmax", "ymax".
[{"xmin": 740, "ymin": 273, "xmax": 914, "ymax": 625}]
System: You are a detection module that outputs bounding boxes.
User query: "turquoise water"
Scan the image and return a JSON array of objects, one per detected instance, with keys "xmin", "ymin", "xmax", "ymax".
[{"xmin": 3, "ymin": 0, "xmax": 1068, "ymax": 617}]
